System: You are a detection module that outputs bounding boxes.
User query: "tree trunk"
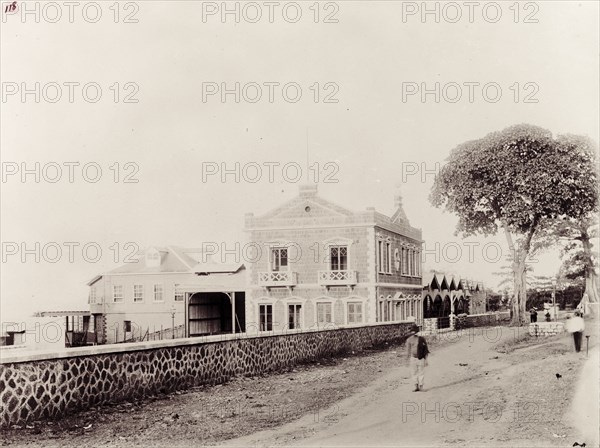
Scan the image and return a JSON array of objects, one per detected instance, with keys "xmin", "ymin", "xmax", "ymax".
[
  {"xmin": 581, "ymin": 235, "xmax": 599, "ymax": 302},
  {"xmin": 504, "ymin": 224, "xmax": 537, "ymax": 326},
  {"xmin": 511, "ymin": 250, "xmax": 529, "ymax": 326}
]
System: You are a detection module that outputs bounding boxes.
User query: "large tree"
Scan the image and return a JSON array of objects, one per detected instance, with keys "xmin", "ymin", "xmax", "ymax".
[
  {"xmin": 430, "ymin": 124, "xmax": 598, "ymax": 325},
  {"xmin": 534, "ymin": 135, "xmax": 599, "ymax": 314},
  {"xmin": 555, "ymin": 215, "xmax": 599, "ymax": 310}
]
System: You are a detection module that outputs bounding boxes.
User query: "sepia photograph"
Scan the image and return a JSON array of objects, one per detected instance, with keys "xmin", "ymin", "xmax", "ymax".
[{"xmin": 0, "ymin": 1, "xmax": 599, "ymax": 447}]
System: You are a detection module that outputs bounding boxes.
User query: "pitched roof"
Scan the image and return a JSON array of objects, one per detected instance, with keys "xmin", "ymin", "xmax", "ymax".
[
  {"xmin": 176, "ymin": 267, "xmax": 248, "ymax": 293},
  {"xmin": 103, "ymin": 246, "xmax": 202, "ymax": 275},
  {"xmin": 190, "ymin": 262, "xmax": 244, "ymax": 274},
  {"xmin": 249, "ymin": 184, "xmax": 355, "ymax": 223}
]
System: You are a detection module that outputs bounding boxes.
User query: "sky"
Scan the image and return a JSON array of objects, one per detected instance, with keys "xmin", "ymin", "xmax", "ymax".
[{"xmin": 1, "ymin": 1, "xmax": 599, "ymax": 322}]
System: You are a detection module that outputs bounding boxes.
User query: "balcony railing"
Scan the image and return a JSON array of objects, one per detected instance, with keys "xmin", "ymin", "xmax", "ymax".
[
  {"xmin": 318, "ymin": 270, "xmax": 357, "ymax": 286},
  {"xmin": 258, "ymin": 271, "xmax": 297, "ymax": 287}
]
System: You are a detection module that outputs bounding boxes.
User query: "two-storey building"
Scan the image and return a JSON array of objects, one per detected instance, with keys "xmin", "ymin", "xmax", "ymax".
[
  {"xmin": 244, "ymin": 184, "xmax": 423, "ymax": 332},
  {"xmin": 88, "ymin": 246, "xmax": 247, "ymax": 344}
]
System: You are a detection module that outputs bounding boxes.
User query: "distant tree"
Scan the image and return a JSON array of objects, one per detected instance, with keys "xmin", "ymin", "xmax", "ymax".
[
  {"xmin": 534, "ymin": 135, "xmax": 599, "ymax": 314},
  {"xmin": 487, "ymin": 293, "xmax": 502, "ymax": 311},
  {"xmin": 492, "ymin": 255, "xmax": 534, "ymax": 295},
  {"xmin": 431, "ymin": 125, "xmax": 598, "ymax": 325},
  {"xmin": 553, "ymin": 216, "xmax": 599, "ymax": 311},
  {"xmin": 556, "ymin": 222, "xmax": 597, "ymax": 309}
]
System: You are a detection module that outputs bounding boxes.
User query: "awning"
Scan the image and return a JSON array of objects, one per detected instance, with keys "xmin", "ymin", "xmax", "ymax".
[{"xmin": 175, "ymin": 270, "xmax": 247, "ymax": 294}]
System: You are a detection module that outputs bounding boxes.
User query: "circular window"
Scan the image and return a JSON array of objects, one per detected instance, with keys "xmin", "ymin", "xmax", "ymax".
[{"xmin": 305, "ymin": 206, "xmax": 311, "ymax": 212}]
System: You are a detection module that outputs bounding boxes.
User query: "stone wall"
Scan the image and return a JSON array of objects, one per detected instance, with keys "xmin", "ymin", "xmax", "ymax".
[
  {"xmin": 422, "ymin": 311, "xmax": 510, "ymax": 335},
  {"xmin": 422, "ymin": 318, "xmax": 437, "ymax": 335},
  {"xmin": 0, "ymin": 322, "xmax": 413, "ymax": 427},
  {"xmin": 529, "ymin": 322, "xmax": 565, "ymax": 337},
  {"xmin": 461, "ymin": 311, "xmax": 510, "ymax": 328}
]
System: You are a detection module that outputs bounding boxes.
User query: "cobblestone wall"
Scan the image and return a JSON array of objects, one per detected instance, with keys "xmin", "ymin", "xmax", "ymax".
[
  {"xmin": 528, "ymin": 322, "xmax": 565, "ymax": 337},
  {"xmin": 0, "ymin": 323, "xmax": 412, "ymax": 427},
  {"xmin": 463, "ymin": 311, "xmax": 510, "ymax": 328},
  {"xmin": 422, "ymin": 311, "xmax": 510, "ymax": 335}
]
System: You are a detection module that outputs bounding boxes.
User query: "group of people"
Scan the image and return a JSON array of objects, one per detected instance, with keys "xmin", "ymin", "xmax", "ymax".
[
  {"xmin": 404, "ymin": 306, "xmax": 587, "ymax": 393},
  {"xmin": 530, "ymin": 305, "xmax": 586, "ymax": 353},
  {"xmin": 529, "ymin": 306, "xmax": 553, "ymax": 322}
]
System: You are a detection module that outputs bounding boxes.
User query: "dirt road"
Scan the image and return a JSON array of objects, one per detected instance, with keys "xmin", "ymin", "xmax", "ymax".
[
  {"xmin": 2, "ymin": 325, "xmax": 594, "ymax": 447},
  {"xmin": 221, "ymin": 326, "xmax": 593, "ymax": 448}
]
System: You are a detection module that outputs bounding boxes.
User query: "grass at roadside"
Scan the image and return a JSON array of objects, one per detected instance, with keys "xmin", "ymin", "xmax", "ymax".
[{"xmin": 494, "ymin": 326, "xmax": 543, "ymax": 354}]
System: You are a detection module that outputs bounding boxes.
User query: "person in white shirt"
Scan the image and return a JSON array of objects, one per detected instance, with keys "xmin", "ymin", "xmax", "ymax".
[{"xmin": 565, "ymin": 312, "xmax": 585, "ymax": 352}]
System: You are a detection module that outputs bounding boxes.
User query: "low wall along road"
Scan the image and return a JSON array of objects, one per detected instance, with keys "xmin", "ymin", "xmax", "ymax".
[{"xmin": 1, "ymin": 322, "xmax": 414, "ymax": 427}]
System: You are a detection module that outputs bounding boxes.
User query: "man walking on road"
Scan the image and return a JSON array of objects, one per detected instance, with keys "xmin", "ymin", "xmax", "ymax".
[
  {"xmin": 566, "ymin": 311, "xmax": 585, "ymax": 353},
  {"xmin": 405, "ymin": 324, "xmax": 429, "ymax": 392}
]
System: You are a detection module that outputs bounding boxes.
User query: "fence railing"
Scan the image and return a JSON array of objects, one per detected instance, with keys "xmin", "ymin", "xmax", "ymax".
[
  {"xmin": 437, "ymin": 316, "xmax": 451, "ymax": 329},
  {"xmin": 124, "ymin": 325, "xmax": 185, "ymax": 343}
]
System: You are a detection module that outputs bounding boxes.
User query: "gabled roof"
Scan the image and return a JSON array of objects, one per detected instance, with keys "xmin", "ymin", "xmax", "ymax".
[
  {"xmin": 437, "ymin": 274, "xmax": 449, "ymax": 290},
  {"xmin": 449, "ymin": 276, "xmax": 457, "ymax": 291},
  {"xmin": 87, "ymin": 275, "xmax": 103, "ymax": 286},
  {"xmin": 430, "ymin": 275, "xmax": 440, "ymax": 290},
  {"xmin": 390, "ymin": 190, "xmax": 410, "ymax": 226},
  {"xmin": 104, "ymin": 246, "xmax": 199, "ymax": 275},
  {"xmin": 191, "ymin": 262, "xmax": 244, "ymax": 275},
  {"xmin": 251, "ymin": 184, "xmax": 355, "ymax": 223}
]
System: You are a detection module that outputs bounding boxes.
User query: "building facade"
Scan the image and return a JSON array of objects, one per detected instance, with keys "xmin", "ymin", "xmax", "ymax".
[
  {"xmin": 88, "ymin": 246, "xmax": 199, "ymax": 344},
  {"xmin": 88, "ymin": 246, "xmax": 248, "ymax": 344},
  {"xmin": 422, "ymin": 272, "xmax": 487, "ymax": 328},
  {"xmin": 88, "ymin": 185, "xmax": 426, "ymax": 343},
  {"xmin": 244, "ymin": 184, "xmax": 423, "ymax": 333}
]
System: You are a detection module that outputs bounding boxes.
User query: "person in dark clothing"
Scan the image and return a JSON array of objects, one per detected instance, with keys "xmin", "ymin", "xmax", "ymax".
[
  {"xmin": 529, "ymin": 307, "xmax": 538, "ymax": 323},
  {"xmin": 405, "ymin": 324, "xmax": 429, "ymax": 391}
]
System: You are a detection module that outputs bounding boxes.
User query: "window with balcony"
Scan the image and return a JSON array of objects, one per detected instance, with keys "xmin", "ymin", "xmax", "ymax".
[
  {"xmin": 330, "ymin": 246, "xmax": 348, "ymax": 271},
  {"xmin": 288, "ymin": 304, "xmax": 302, "ymax": 329},
  {"xmin": 317, "ymin": 302, "xmax": 332, "ymax": 325},
  {"xmin": 154, "ymin": 284, "xmax": 163, "ymax": 302},
  {"xmin": 133, "ymin": 284, "xmax": 144, "ymax": 302},
  {"xmin": 319, "ymin": 245, "xmax": 356, "ymax": 286},
  {"xmin": 259, "ymin": 304, "xmax": 273, "ymax": 331},
  {"xmin": 347, "ymin": 302, "xmax": 363, "ymax": 324},
  {"xmin": 270, "ymin": 247, "xmax": 288, "ymax": 272},
  {"xmin": 113, "ymin": 285, "xmax": 123, "ymax": 303}
]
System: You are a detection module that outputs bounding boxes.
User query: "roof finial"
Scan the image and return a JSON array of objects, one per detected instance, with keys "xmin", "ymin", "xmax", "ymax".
[{"xmin": 394, "ymin": 182, "xmax": 403, "ymax": 208}]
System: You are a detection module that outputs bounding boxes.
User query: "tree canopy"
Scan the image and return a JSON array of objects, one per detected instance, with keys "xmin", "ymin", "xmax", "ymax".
[
  {"xmin": 430, "ymin": 124, "xmax": 598, "ymax": 323},
  {"xmin": 430, "ymin": 124, "xmax": 598, "ymax": 237}
]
